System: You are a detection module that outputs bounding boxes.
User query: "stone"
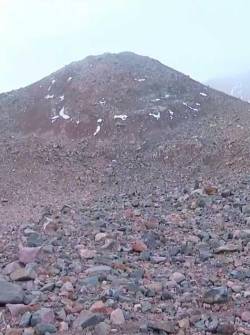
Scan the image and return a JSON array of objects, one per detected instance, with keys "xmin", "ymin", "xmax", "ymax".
[
  {"xmin": 30, "ymin": 308, "xmax": 55, "ymax": 326},
  {"xmin": 59, "ymin": 322, "xmax": 69, "ymax": 332},
  {"xmin": 90, "ymin": 301, "xmax": 106, "ymax": 313},
  {"xmin": 19, "ymin": 246, "xmax": 41, "ymax": 264},
  {"xmin": 73, "ymin": 311, "xmax": 104, "ymax": 329},
  {"xmin": 242, "ymin": 205, "xmax": 250, "ymax": 215},
  {"xmin": 203, "ymin": 287, "xmax": 229, "ymax": 304},
  {"xmin": 110, "ymin": 308, "xmax": 125, "ymax": 325},
  {"xmin": 131, "ymin": 240, "xmax": 147, "ymax": 252},
  {"xmin": 26, "ymin": 232, "xmax": 43, "ymax": 247},
  {"xmin": 142, "ymin": 231, "xmax": 159, "ymax": 249},
  {"xmin": 3, "ymin": 261, "xmax": 23, "ymax": 275},
  {"xmin": 34, "ymin": 324, "xmax": 57, "ymax": 334},
  {"xmin": 0, "ymin": 280, "xmax": 24, "ymax": 305},
  {"xmin": 23, "ymin": 328, "xmax": 35, "ymax": 335},
  {"xmin": 241, "ymin": 311, "xmax": 250, "ymax": 322},
  {"xmin": 5, "ymin": 329, "xmax": 22, "ymax": 335},
  {"xmin": 6, "ymin": 304, "xmax": 31, "ymax": 318},
  {"xmin": 40, "ymin": 282, "xmax": 55, "ymax": 292},
  {"xmin": 238, "ymin": 327, "xmax": 250, "ymax": 335},
  {"xmin": 19, "ymin": 311, "xmax": 32, "ymax": 327},
  {"xmin": 233, "ymin": 229, "xmax": 250, "ymax": 239},
  {"xmin": 148, "ymin": 320, "xmax": 176, "ymax": 333},
  {"xmin": 60, "ymin": 281, "xmax": 74, "ymax": 296},
  {"xmin": 244, "ymin": 291, "xmax": 250, "ymax": 298},
  {"xmin": 85, "ymin": 265, "xmax": 112, "ymax": 275},
  {"xmin": 171, "ymin": 272, "xmax": 186, "ymax": 283},
  {"xmin": 178, "ymin": 318, "xmax": 190, "ymax": 329},
  {"xmin": 214, "ymin": 244, "xmax": 241, "ymax": 253},
  {"xmin": 77, "ymin": 246, "xmax": 97, "ymax": 259},
  {"xmin": 10, "ymin": 267, "xmax": 36, "ymax": 281},
  {"xmin": 95, "ymin": 233, "xmax": 107, "ymax": 242},
  {"xmin": 94, "ymin": 321, "xmax": 111, "ymax": 335},
  {"xmin": 204, "ymin": 185, "xmax": 218, "ymax": 195},
  {"xmin": 216, "ymin": 323, "xmax": 235, "ymax": 335}
]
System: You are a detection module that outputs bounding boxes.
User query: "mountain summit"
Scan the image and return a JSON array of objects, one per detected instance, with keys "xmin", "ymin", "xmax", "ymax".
[
  {"xmin": 0, "ymin": 52, "xmax": 250, "ymax": 196},
  {"xmin": 0, "ymin": 52, "xmax": 248, "ymax": 139}
]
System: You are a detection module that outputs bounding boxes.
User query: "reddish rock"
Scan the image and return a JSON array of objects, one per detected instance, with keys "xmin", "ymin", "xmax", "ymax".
[
  {"xmin": 90, "ymin": 301, "xmax": 105, "ymax": 313},
  {"xmin": 59, "ymin": 321, "xmax": 69, "ymax": 332},
  {"xmin": 6, "ymin": 329, "xmax": 23, "ymax": 335},
  {"xmin": 90, "ymin": 301, "xmax": 113, "ymax": 315},
  {"xmin": 131, "ymin": 240, "xmax": 147, "ymax": 252},
  {"xmin": 19, "ymin": 246, "xmax": 41, "ymax": 264},
  {"xmin": 43, "ymin": 217, "xmax": 58, "ymax": 235},
  {"xmin": 241, "ymin": 311, "xmax": 250, "ymax": 322},
  {"xmin": 204, "ymin": 185, "xmax": 218, "ymax": 195},
  {"xmin": 6, "ymin": 304, "xmax": 32, "ymax": 318}
]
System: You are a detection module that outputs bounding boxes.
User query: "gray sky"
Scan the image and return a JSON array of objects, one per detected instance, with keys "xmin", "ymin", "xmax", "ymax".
[{"xmin": 1, "ymin": 0, "xmax": 250, "ymax": 93}]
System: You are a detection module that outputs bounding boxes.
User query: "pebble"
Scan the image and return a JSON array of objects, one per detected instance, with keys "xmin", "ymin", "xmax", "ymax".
[
  {"xmin": 110, "ymin": 308, "xmax": 125, "ymax": 325},
  {"xmin": 171, "ymin": 272, "xmax": 186, "ymax": 283},
  {"xmin": 94, "ymin": 321, "xmax": 111, "ymax": 335},
  {"xmin": 95, "ymin": 233, "xmax": 107, "ymax": 242},
  {"xmin": 131, "ymin": 240, "xmax": 147, "ymax": 252},
  {"xmin": 34, "ymin": 324, "xmax": 57, "ymax": 334},
  {"xmin": 203, "ymin": 286, "xmax": 229, "ymax": 304},
  {"xmin": 19, "ymin": 246, "xmax": 41, "ymax": 264},
  {"xmin": 0, "ymin": 280, "xmax": 24, "ymax": 305},
  {"xmin": 241, "ymin": 311, "xmax": 250, "ymax": 322},
  {"xmin": 73, "ymin": 311, "xmax": 105, "ymax": 329}
]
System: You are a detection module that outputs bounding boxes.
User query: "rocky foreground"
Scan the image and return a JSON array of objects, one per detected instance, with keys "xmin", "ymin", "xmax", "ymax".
[{"xmin": 0, "ymin": 178, "xmax": 250, "ymax": 335}]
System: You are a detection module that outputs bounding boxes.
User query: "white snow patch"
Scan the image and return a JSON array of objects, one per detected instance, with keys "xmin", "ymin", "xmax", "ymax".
[
  {"xmin": 48, "ymin": 86, "xmax": 52, "ymax": 92},
  {"xmin": 97, "ymin": 118, "xmax": 103, "ymax": 123},
  {"xmin": 195, "ymin": 102, "xmax": 201, "ymax": 106},
  {"xmin": 45, "ymin": 94, "xmax": 54, "ymax": 99},
  {"xmin": 165, "ymin": 94, "xmax": 170, "ymax": 98},
  {"xmin": 76, "ymin": 120, "xmax": 80, "ymax": 125},
  {"xmin": 200, "ymin": 92, "xmax": 207, "ymax": 97},
  {"xmin": 183, "ymin": 102, "xmax": 199, "ymax": 112},
  {"xmin": 149, "ymin": 111, "xmax": 160, "ymax": 120},
  {"xmin": 60, "ymin": 95, "xmax": 64, "ymax": 101},
  {"xmin": 59, "ymin": 107, "xmax": 70, "ymax": 120},
  {"xmin": 67, "ymin": 76, "xmax": 72, "ymax": 82},
  {"xmin": 168, "ymin": 110, "xmax": 174, "ymax": 119},
  {"xmin": 114, "ymin": 114, "xmax": 128, "ymax": 121},
  {"xmin": 134, "ymin": 78, "xmax": 146, "ymax": 82},
  {"xmin": 51, "ymin": 79, "xmax": 56, "ymax": 85},
  {"xmin": 94, "ymin": 125, "xmax": 101, "ymax": 136},
  {"xmin": 99, "ymin": 98, "xmax": 106, "ymax": 105},
  {"xmin": 151, "ymin": 98, "xmax": 161, "ymax": 102},
  {"xmin": 51, "ymin": 115, "xmax": 59, "ymax": 123}
]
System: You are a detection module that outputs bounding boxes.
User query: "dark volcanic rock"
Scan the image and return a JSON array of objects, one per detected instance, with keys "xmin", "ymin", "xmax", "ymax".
[
  {"xmin": 0, "ymin": 280, "xmax": 25, "ymax": 305},
  {"xmin": 203, "ymin": 287, "xmax": 229, "ymax": 304}
]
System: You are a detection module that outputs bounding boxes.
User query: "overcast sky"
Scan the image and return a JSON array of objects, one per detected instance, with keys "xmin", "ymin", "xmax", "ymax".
[{"xmin": 1, "ymin": 0, "xmax": 250, "ymax": 93}]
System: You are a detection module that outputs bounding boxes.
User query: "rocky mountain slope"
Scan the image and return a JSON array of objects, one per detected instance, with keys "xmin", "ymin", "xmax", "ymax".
[
  {"xmin": 207, "ymin": 72, "xmax": 250, "ymax": 102},
  {"xmin": 0, "ymin": 53, "xmax": 250, "ymax": 334}
]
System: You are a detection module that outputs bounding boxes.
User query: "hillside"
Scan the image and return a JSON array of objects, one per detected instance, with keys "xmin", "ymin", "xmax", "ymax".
[{"xmin": 0, "ymin": 53, "xmax": 250, "ymax": 335}]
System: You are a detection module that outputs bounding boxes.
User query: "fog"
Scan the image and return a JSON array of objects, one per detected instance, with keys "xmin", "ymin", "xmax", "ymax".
[{"xmin": 1, "ymin": 0, "xmax": 250, "ymax": 92}]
